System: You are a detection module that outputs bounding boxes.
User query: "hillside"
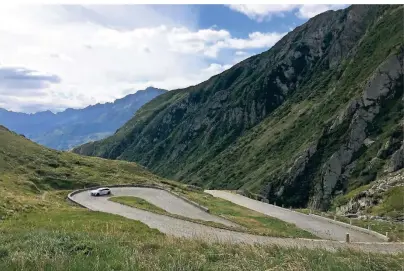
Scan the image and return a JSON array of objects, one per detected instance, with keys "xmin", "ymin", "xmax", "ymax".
[
  {"xmin": 1, "ymin": 124, "xmax": 319, "ymax": 240},
  {"xmin": 0, "ymin": 125, "xmax": 168, "ymax": 218},
  {"xmin": 0, "ymin": 87, "xmax": 166, "ymax": 150},
  {"xmin": 73, "ymin": 5, "xmax": 403, "ymax": 211}
]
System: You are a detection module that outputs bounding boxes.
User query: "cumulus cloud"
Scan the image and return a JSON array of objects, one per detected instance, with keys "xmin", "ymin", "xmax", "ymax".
[
  {"xmin": 202, "ymin": 63, "xmax": 232, "ymax": 75},
  {"xmin": 227, "ymin": 4, "xmax": 347, "ymax": 21},
  {"xmin": 0, "ymin": 5, "xmax": 285, "ymax": 113},
  {"xmin": 227, "ymin": 5, "xmax": 298, "ymax": 22},
  {"xmin": 205, "ymin": 32, "xmax": 286, "ymax": 58},
  {"xmin": 295, "ymin": 5, "xmax": 347, "ymax": 19}
]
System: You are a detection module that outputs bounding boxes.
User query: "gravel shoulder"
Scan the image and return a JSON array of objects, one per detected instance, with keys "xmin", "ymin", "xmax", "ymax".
[{"xmin": 70, "ymin": 188, "xmax": 404, "ymax": 254}]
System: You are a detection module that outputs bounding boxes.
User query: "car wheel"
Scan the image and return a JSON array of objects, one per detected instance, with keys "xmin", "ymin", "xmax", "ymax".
[
  {"xmin": 107, "ymin": 191, "xmax": 111, "ymax": 195},
  {"xmin": 96, "ymin": 193, "xmax": 99, "ymax": 196}
]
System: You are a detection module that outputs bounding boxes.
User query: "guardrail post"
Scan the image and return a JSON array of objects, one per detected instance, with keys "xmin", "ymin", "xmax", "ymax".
[
  {"xmin": 349, "ymin": 219, "xmax": 352, "ymax": 225},
  {"xmin": 345, "ymin": 233, "xmax": 350, "ymax": 243},
  {"xmin": 274, "ymin": 202, "xmax": 276, "ymax": 206},
  {"xmin": 282, "ymin": 204, "xmax": 284, "ymax": 208},
  {"xmin": 386, "ymin": 232, "xmax": 389, "ymax": 239},
  {"xmin": 334, "ymin": 215, "xmax": 336, "ymax": 221}
]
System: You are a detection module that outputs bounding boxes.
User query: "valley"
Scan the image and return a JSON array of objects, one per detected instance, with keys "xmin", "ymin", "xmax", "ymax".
[
  {"xmin": 1, "ymin": 119, "xmax": 403, "ymax": 270},
  {"xmin": 0, "ymin": 87, "xmax": 166, "ymax": 150},
  {"xmin": 72, "ymin": 5, "xmax": 404, "ymax": 216},
  {"xmin": 0, "ymin": 4, "xmax": 403, "ymax": 271}
]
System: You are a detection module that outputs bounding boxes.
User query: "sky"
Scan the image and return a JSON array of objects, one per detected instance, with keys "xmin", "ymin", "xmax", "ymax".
[{"xmin": 0, "ymin": 4, "xmax": 347, "ymax": 113}]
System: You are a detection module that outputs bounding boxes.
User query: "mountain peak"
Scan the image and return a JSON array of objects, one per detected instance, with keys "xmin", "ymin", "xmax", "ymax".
[{"xmin": 144, "ymin": 86, "xmax": 167, "ymax": 92}]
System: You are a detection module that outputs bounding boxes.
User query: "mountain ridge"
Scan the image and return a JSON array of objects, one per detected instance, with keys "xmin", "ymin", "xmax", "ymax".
[
  {"xmin": 0, "ymin": 87, "xmax": 167, "ymax": 150},
  {"xmin": 73, "ymin": 5, "xmax": 403, "ymax": 211}
]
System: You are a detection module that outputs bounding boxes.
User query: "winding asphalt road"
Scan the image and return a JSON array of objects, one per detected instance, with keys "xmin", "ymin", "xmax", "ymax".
[
  {"xmin": 73, "ymin": 187, "xmax": 236, "ymax": 227},
  {"xmin": 206, "ymin": 190, "xmax": 383, "ymax": 242},
  {"xmin": 70, "ymin": 187, "xmax": 404, "ymax": 254}
]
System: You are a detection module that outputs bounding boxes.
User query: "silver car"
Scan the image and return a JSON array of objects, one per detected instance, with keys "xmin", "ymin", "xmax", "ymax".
[{"xmin": 90, "ymin": 187, "xmax": 111, "ymax": 196}]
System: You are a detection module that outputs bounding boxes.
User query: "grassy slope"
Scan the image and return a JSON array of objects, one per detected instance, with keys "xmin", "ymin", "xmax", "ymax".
[
  {"xmin": 0, "ymin": 125, "xmax": 174, "ymax": 219},
  {"xmin": 2, "ymin": 126, "xmax": 403, "ymax": 269},
  {"xmin": 1, "ymin": 208, "xmax": 403, "ymax": 271},
  {"xmin": 371, "ymin": 186, "xmax": 404, "ymax": 218},
  {"xmin": 1, "ymin": 125, "xmax": 317, "ymax": 238}
]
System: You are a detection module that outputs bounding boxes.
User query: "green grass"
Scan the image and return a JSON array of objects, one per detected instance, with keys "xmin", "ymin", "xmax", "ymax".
[
  {"xmin": 108, "ymin": 196, "xmax": 240, "ymax": 231},
  {"xmin": 331, "ymin": 184, "xmax": 372, "ymax": 208},
  {"xmin": 179, "ymin": 190, "xmax": 317, "ymax": 239},
  {"xmin": 0, "ymin": 125, "xmax": 182, "ymax": 219},
  {"xmin": 0, "ymin": 124, "xmax": 401, "ymax": 270},
  {"xmin": 1, "ymin": 208, "xmax": 403, "ymax": 271},
  {"xmin": 110, "ymin": 196, "xmax": 167, "ymax": 214},
  {"xmin": 371, "ymin": 187, "xmax": 404, "ymax": 219},
  {"xmin": 0, "ymin": 125, "xmax": 316, "ymax": 239}
]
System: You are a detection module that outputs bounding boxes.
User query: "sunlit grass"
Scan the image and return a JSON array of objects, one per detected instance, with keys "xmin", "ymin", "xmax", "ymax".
[
  {"xmin": 180, "ymin": 190, "xmax": 318, "ymax": 239},
  {"xmin": 1, "ymin": 209, "xmax": 403, "ymax": 271}
]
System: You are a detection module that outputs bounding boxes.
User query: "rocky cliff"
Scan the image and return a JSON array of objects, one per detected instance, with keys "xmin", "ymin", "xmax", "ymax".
[
  {"xmin": 335, "ymin": 169, "xmax": 404, "ymax": 222},
  {"xmin": 73, "ymin": 5, "xmax": 403, "ymax": 211}
]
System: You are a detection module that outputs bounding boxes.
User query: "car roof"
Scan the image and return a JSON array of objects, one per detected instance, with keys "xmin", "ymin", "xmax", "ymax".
[{"xmin": 96, "ymin": 187, "xmax": 110, "ymax": 190}]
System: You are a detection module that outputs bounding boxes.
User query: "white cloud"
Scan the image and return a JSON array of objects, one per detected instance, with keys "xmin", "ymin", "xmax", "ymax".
[
  {"xmin": 295, "ymin": 5, "xmax": 347, "ymax": 19},
  {"xmin": 205, "ymin": 31, "xmax": 286, "ymax": 58},
  {"xmin": 227, "ymin": 5, "xmax": 298, "ymax": 22},
  {"xmin": 227, "ymin": 4, "xmax": 347, "ymax": 21},
  {"xmin": 202, "ymin": 63, "xmax": 232, "ymax": 75},
  {"xmin": 0, "ymin": 5, "xmax": 285, "ymax": 113}
]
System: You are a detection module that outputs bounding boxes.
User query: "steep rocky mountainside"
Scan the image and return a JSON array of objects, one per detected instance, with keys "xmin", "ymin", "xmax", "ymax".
[
  {"xmin": 73, "ymin": 5, "xmax": 403, "ymax": 211},
  {"xmin": 0, "ymin": 87, "xmax": 166, "ymax": 150}
]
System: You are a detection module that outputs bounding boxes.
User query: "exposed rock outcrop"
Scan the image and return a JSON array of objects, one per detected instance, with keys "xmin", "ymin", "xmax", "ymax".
[
  {"xmin": 390, "ymin": 147, "xmax": 404, "ymax": 172},
  {"xmin": 336, "ymin": 170, "xmax": 404, "ymax": 222},
  {"xmin": 310, "ymin": 53, "xmax": 403, "ymax": 209}
]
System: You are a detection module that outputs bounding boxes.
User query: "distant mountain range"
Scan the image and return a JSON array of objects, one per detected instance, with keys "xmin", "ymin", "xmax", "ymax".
[{"xmin": 0, "ymin": 87, "xmax": 166, "ymax": 150}]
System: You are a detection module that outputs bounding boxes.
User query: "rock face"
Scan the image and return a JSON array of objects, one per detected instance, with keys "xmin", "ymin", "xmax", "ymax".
[
  {"xmin": 309, "ymin": 53, "xmax": 403, "ymax": 209},
  {"xmin": 390, "ymin": 147, "xmax": 404, "ymax": 172},
  {"xmin": 336, "ymin": 170, "xmax": 404, "ymax": 222},
  {"xmin": 73, "ymin": 5, "xmax": 403, "ymax": 211}
]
